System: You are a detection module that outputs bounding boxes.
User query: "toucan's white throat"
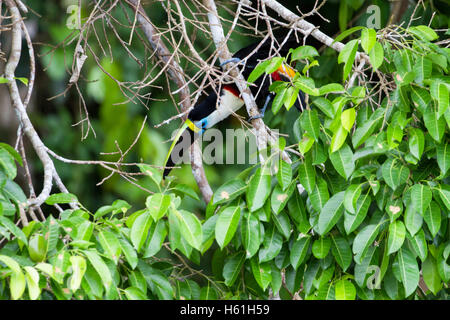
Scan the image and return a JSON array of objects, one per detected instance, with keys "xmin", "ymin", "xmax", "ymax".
[{"xmin": 203, "ymin": 88, "xmax": 245, "ymax": 129}]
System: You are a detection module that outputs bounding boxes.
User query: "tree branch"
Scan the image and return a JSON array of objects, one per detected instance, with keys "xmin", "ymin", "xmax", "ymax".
[
  {"xmin": 126, "ymin": 0, "xmax": 213, "ymax": 203},
  {"xmin": 202, "ymin": 0, "xmax": 292, "ymax": 165},
  {"xmin": 4, "ymin": 0, "xmax": 54, "ymax": 210},
  {"xmin": 260, "ymin": 0, "xmax": 369, "ymax": 63}
]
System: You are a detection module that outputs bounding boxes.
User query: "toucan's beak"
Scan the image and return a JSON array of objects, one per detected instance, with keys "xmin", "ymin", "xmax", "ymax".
[
  {"xmin": 185, "ymin": 118, "xmax": 202, "ymax": 133},
  {"xmin": 163, "ymin": 121, "xmax": 189, "ymax": 174},
  {"xmin": 162, "ymin": 118, "xmax": 204, "ymax": 178},
  {"xmin": 277, "ymin": 64, "xmax": 296, "ymax": 79}
]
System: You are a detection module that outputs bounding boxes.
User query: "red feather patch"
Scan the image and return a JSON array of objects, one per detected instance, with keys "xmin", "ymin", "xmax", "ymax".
[
  {"xmin": 270, "ymin": 72, "xmax": 281, "ymax": 81},
  {"xmin": 223, "ymin": 85, "xmax": 240, "ymax": 97}
]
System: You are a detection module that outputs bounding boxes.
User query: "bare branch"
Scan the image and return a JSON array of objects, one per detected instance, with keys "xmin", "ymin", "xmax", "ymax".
[
  {"xmin": 121, "ymin": 0, "xmax": 214, "ymax": 203},
  {"xmin": 4, "ymin": 0, "xmax": 54, "ymax": 210}
]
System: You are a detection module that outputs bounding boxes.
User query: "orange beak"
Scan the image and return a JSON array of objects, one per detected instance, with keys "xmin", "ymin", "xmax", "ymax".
[{"xmin": 277, "ymin": 64, "xmax": 296, "ymax": 79}]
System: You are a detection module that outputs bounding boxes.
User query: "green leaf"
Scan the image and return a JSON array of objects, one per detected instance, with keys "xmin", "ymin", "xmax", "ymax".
[
  {"xmin": 352, "ymin": 223, "xmax": 381, "ymax": 264},
  {"xmin": 0, "ymin": 255, "xmax": 26, "ymax": 300},
  {"xmin": 435, "ymin": 82, "xmax": 449, "ymax": 118},
  {"xmin": 69, "ymin": 256, "xmax": 87, "ymax": 292},
  {"xmin": 423, "ymin": 201, "xmax": 441, "ymax": 238},
  {"xmin": 410, "ymin": 86, "xmax": 431, "ymax": 113},
  {"xmin": 241, "ymin": 211, "xmax": 260, "ymax": 258},
  {"xmin": 330, "ymin": 143, "xmax": 354, "ymax": 180},
  {"xmin": 258, "ymin": 226, "xmax": 283, "ymax": 262},
  {"xmin": 0, "ymin": 147, "xmax": 17, "ymax": 179},
  {"xmin": 310, "ymin": 178, "xmax": 329, "ymax": 212},
  {"xmin": 294, "ymin": 77, "xmax": 320, "ymax": 96},
  {"xmin": 250, "ymin": 257, "xmax": 272, "ymax": 290},
  {"xmin": 144, "ymin": 220, "xmax": 167, "ymax": 258},
  {"xmin": 352, "ymin": 108, "xmax": 384, "ymax": 148},
  {"xmin": 98, "ymin": 230, "xmax": 122, "ymax": 264},
  {"xmin": 300, "ymin": 109, "xmax": 320, "ymax": 141},
  {"xmin": 277, "ymin": 160, "xmax": 292, "ymax": 191},
  {"xmin": 369, "ymin": 42, "xmax": 384, "ymax": 71},
  {"xmin": 265, "ymin": 57, "xmax": 284, "ymax": 74},
  {"xmin": 146, "ymin": 193, "xmax": 170, "ymax": 221},
  {"xmin": 361, "ymin": 28, "xmax": 376, "ymax": 54},
  {"xmin": 290, "ymin": 236, "xmax": 310, "ymax": 270},
  {"xmin": 312, "ymin": 97, "xmax": 335, "ymax": 118},
  {"xmin": 23, "ymin": 266, "xmax": 40, "ymax": 300},
  {"xmin": 410, "ymin": 184, "xmax": 432, "ymax": 216},
  {"xmin": 407, "ymin": 229, "xmax": 427, "ymax": 262},
  {"xmin": 381, "ymin": 158, "xmax": 410, "ymax": 190},
  {"xmin": 118, "ymin": 238, "xmax": 138, "ymax": 269},
  {"xmin": 330, "ymin": 125, "xmax": 348, "ymax": 153},
  {"xmin": 422, "ymin": 255, "xmax": 442, "ymax": 295},
  {"xmin": 290, "ymin": 45, "xmax": 319, "ymax": 61},
  {"xmin": 3, "ymin": 180, "xmax": 26, "ymax": 205},
  {"xmin": 396, "ymin": 248, "xmax": 420, "ymax": 297},
  {"xmin": 76, "ymin": 221, "xmax": 94, "ymax": 241},
  {"xmin": 127, "ymin": 271, "xmax": 147, "ymax": 298},
  {"xmin": 297, "ymin": 159, "xmax": 316, "ymax": 194},
  {"xmin": 298, "ymin": 133, "xmax": 315, "ymax": 155},
  {"xmin": 137, "ymin": 164, "xmax": 162, "ymax": 187},
  {"xmin": 354, "ymin": 246, "xmax": 377, "ymax": 288},
  {"xmin": 331, "ymin": 235, "xmax": 352, "ymax": 271},
  {"xmin": 334, "ymin": 26, "xmax": 365, "ymax": 43},
  {"xmin": 46, "ymin": 217, "xmax": 60, "ymax": 252},
  {"xmin": 285, "ymin": 86, "xmax": 301, "ymax": 111},
  {"xmin": 271, "ymin": 183, "xmax": 294, "ymax": 215},
  {"xmin": 436, "ymin": 143, "xmax": 450, "ymax": 177},
  {"xmin": 387, "ymin": 124, "xmax": 403, "ymax": 149},
  {"xmin": 130, "ymin": 212, "xmax": 152, "ymax": 252},
  {"xmin": 344, "ymin": 184, "xmax": 361, "ymax": 214},
  {"xmin": 0, "ymin": 216, "xmax": 28, "ymax": 245},
  {"xmin": 247, "ymin": 59, "xmax": 272, "ymax": 84},
  {"xmin": 124, "ymin": 287, "xmax": 147, "ymax": 300},
  {"xmin": 387, "ymin": 220, "xmax": 406, "ymax": 255},
  {"xmin": 317, "ymin": 191, "xmax": 345, "ymax": 235},
  {"xmin": 413, "ymin": 56, "xmax": 432, "ymax": 84},
  {"xmin": 312, "ymin": 237, "xmax": 331, "ymax": 259},
  {"xmin": 338, "ymin": 39, "xmax": 359, "ymax": 80},
  {"xmin": 138, "ymin": 262, "xmax": 174, "ymax": 299},
  {"xmin": 83, "ymin": 250, "xmax": 112, "ymax": 291},
  {"xmin": 435, "ymin": 185, "xmax": 450, "ymax": 211},
  {"xmin": 0, "ymin": 143, "xmax": 22, "ymax": 166},
  {"xmin": 212, "ymin": 179, "xmax": 247, "ymax": 205},
  {"xmin": 45, "ymin": 193, "xmax": 78, "ymax": 205},
  {"xmin": 341, "ymin": 108, "xmax": 356, "ymax": 132},
  {"xmin": 35, "ymin": 263, "xmax": 57, "ymax": 282},
  {"xmin": 318, "ymin": 83, "xmax": 345, "ymax": 95},
  {"xmin": 246, "ymin": 167, "xmax": 271, "ymax": 212},
  {"xmin": 408, "ymin": 25, "xmax": 439, "ymax": 41},
  {"xmin": 404, "ymin": 205, "xmax": 423, "ymax": 236},
  {"xmin": 173, "ymin": 209, "xmax": 202, "ymax": 251},
  {"xmin": 335, "ymin": 279, "xmax": 356, "ymax": 300},
  {"xmin": 200, "ymin": 285, "xmax": 218, "ymax": 300},
  {"xmin": 423, "ymin": 106, "xmax": 445, "ymax": 143},
  {"xmin": 272, "ymin": 87, "xmax": 288, "ymax": 114},
  {"xmin": 215, "ymin": 206, "xmax": 240, "ymax": 249},
  {"xmin": 173, "ymin": 184, "xmax": 200, "ymax": 201},
  {"xmin": 223, "ymin": 252, "xmax": 245, "ymax": 287},
  {"xmin": 409, "ymin": 128, "xmax": 425, "ymax": 160}
]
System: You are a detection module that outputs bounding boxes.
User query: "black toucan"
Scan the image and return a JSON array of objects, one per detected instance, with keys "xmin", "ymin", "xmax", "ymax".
[{"xmin": 163, "ymin": 38, "xmax": 305, "ymax": 178}]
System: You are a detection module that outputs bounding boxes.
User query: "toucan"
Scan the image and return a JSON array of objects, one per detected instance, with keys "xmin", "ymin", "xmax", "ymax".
[{"xmin": 163, "ymin": 37, "xmax": 305, "ymax": 178}]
